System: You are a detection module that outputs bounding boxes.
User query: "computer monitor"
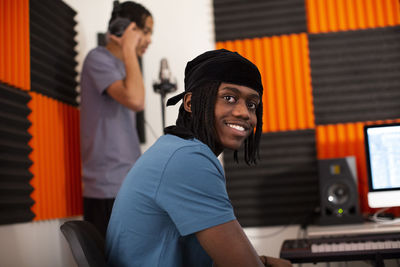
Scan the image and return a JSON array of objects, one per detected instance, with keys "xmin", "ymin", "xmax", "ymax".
[{"xmin": 364, "ymin": 123, "xmax": 400, "ymax": 208}]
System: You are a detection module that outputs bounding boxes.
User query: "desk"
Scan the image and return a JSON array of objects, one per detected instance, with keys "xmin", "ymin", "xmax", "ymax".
[
  {"xmin": 307, "ymin": 221, "xmax": 400, "ymax": 237},
  {"xmin": 280, "ymin": 222, "xmax": 400, "ymax": 267}
]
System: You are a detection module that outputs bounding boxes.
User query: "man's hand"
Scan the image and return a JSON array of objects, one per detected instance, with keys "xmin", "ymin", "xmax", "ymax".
[
  {"xmin": 106, "ymin": 22, "xmax": 145, "ymax": 111},
  {"xmin": 109, "ymin": 22, "xmax": 143, "ymax": 58},
  {"xmin": 260, "ymin": 255, "xmax": 292, "ymax": 267}
]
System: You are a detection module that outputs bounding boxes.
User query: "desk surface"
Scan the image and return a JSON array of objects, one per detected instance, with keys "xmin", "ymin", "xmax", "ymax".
[{"xmin": 307, "ymin": 221, "xmax": 400, "ymax": 237}]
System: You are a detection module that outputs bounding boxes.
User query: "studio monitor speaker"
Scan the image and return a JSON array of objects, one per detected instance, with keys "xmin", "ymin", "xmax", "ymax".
[{"xmin": 317, "ymin": 156, "xmax": 363, "ymax": 225}]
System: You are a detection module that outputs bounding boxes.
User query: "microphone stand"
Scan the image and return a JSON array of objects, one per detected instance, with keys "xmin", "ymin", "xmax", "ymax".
[
  {"xmin": 160, "ymin": 91, "xmax": 166, "ymax": 129},
  {"xmin": 153, "ymin": 81, "xmax": 176, "ymax": 129}
]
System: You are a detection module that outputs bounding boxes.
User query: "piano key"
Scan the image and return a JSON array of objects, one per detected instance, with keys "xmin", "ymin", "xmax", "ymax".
[{"xmin": 280, "ymin": 232, "xmax": 400, "ymax": 263}]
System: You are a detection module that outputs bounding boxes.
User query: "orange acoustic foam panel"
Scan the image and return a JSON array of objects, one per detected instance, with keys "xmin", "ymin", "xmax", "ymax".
[
  {"xmin": 0, "ymin": 0, "xmax": 30, "ymax": 90},
  {"xmin": 28, "ymin": 92, "xmax": 82, "ymax": 220},
  {"xmin": 306, "ymin": 0, "xmax": 400, "ymax": 33}
]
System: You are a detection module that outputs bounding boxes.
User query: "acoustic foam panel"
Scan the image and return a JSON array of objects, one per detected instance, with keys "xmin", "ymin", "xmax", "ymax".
[
  {"xmin": 224, "ymin": 130, "xmax": 319, "ymax": 227},
  {"xmin": 306, "ymin": 0, "xmax": 400, "ymax": 33},
  {"xmin": 28, "ymin": 92, "xmax": 82, "ymax": 220},
  {"xmin": 0, "ymin": 82, "xmax": 34, "ymax": 224},
  {"xmin": 310, "ymin": 26, "xmax": 400, "ymax": 125},
  {"xmin": 213, "ymin": 0, "xmax": 307, "ymax": 41},
  {"xmin": 30, "ymin": 0, "xmax": 79, "ymax": 106},
  {"xmin": 0, "ymin": 0, "xmax": 30, "ymax": 90}
]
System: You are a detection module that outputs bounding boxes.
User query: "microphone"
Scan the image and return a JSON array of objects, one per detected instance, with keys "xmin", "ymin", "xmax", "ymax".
[
  {"xmin": 160, "ymin": 58, "xmax": 171, "ymax": 82},
  {"xmin": 153, "ymin": 58, "xmax": 177, "ymax": 95},
  {"xmin": 153, "ymin": 58, "xmax": 178, "ymax": 129}
]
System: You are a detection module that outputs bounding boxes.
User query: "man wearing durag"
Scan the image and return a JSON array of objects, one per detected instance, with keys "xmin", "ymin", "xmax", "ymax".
[{"xmin": 106, "ymin": 49, "xmax": 292, "ymax": 267}]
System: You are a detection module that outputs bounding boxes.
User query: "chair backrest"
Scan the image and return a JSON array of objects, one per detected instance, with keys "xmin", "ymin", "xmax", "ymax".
[{"xmin": 60, "ymin": 220, "xmax": 108, "ymax": 267}]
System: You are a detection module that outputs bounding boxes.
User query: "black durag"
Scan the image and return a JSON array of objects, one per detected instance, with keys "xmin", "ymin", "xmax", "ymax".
[
  {"xmin": 165, "ymin": 49, "xmax": 263, "ymax": 138},
  {"xmin": 166, "ymin": 49, "xmax": 263, "ymax": 106}
]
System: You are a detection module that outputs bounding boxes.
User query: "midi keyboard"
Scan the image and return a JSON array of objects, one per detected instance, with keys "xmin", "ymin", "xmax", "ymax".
[{"xmin": 280, "ymin": 232, "xmax": 400, "ymax": 263}]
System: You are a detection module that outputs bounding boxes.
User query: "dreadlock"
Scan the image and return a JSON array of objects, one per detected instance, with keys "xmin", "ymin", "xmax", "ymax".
[
  {"xmin": 173, "ymin": 81, "xmax": 263, "ymax": 166},
  {"xmin": 175, "ymin": 81, "xmax": 219, "ymax": 152}
]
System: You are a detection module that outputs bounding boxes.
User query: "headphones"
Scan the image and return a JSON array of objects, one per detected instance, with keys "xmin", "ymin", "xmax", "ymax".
[{"xmin": 108, "ymin": 1, "xmax": 131, "ymax": 37}]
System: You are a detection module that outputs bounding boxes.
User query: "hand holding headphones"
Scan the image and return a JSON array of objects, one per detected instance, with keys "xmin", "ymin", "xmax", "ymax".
[{"xmin": 109, "ymin": 21, "xmax": 143, "ymax": 55}]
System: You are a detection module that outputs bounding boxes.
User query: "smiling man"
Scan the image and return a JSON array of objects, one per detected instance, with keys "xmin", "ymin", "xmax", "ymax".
[{"xmin": 105, "ymin": 49, "xmax": 292, "ymax": 267}]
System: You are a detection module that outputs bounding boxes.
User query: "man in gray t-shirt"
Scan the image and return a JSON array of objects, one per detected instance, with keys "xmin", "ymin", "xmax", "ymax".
[{"xmin": 80, "ymin": 1, "xmax": 153, "ymax": 237}]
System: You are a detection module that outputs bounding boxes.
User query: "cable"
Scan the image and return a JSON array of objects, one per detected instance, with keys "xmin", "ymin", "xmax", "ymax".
[
  {"xmin": 144, "ymin": 119, "xmax": 159, "ymax": 141},
  {"xmin": 370, "ymin": 208, "xmax": 400, "ymax": 225},
  {"xmin": 245, "ymin": 224, "xmax": 291, "ymax": 239},
  {"xmin": 297, "ymin": 224, "xmax": 307, "ymax": 239}
]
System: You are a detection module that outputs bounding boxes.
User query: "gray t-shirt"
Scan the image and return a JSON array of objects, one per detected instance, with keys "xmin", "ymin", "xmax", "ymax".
[{"xmin": 80, "ymin": 46, "xmax": 141, "ymax": 198}]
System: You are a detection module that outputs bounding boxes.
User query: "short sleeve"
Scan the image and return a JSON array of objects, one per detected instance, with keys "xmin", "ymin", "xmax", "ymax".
[
  {"xmin": 155, "ymin": 145, "xmax": 236, "ymax": 236},
  {"xmin": 83, "ymin": 49, "xmax": 124, "ymax": 95}
]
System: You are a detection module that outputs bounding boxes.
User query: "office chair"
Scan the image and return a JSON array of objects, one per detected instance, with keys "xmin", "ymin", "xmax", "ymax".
[{"xmin": 60, "ymin": 220, "xmax": 108, "ymax": 267}]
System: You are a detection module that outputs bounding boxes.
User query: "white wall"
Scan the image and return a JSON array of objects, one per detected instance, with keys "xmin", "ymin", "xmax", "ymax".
[
  {"xmin": 0, "ymin": 217, "xmax": 80, "ymax": 267},
  {"xmin": 68, "ymin": 0, "xmax": 217, "ymax": 151}
]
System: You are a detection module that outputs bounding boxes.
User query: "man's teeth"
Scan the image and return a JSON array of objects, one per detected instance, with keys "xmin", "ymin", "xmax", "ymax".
[{"xmin": 228, "ymin": 124, "xmax": 245, "ymax": 131}]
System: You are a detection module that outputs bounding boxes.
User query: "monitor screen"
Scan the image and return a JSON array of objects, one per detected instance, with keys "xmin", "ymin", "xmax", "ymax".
[{"xmin": 364, "ymin": 123, "xmax": 400, "ymax": 208}]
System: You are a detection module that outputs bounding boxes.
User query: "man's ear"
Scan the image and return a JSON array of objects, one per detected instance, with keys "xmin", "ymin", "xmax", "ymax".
[{"xmin": 183, "ymin": 93, "xmax": 192, "ymax": 113}]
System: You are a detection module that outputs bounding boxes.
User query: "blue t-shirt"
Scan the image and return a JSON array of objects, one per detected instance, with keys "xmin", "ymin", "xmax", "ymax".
[
  {"xmin": 106, "ymin": 134, "xmax": 236, "ymax": 267},
  {"xmin": 80, "ymin": 46, "xmax": 141, "ymax": 198}
]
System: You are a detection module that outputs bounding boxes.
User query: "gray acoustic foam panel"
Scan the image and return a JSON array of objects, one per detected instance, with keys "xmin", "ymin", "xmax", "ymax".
[
  {"xmin": 309, "ymin": 26, "xmax": 400, "ymax": 125},
  {"xmin": 0, "ymin": 82, "xmax": 35, "ymax": 224},
  {"xmin": 213, "ymin": 0, "xmax": 307, "ymax": 42},
  {"xmin": 223, "ymin": 130, "xmax": 319, "ymax": 227},
  {"xmin": 30, "ymin": 0, "xmax": 79, "ymax": 106}
]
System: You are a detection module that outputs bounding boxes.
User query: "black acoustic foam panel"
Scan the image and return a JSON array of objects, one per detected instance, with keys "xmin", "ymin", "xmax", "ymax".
[
  {"xmin": 0, "ymin": 82, "xmax": 35, "ymax": 224},
  {"xmin": 310, "ymin": 26, "xmax": 400, "ymax": 125},
  {"xmin": 30, "ymin": 0, "xmax": 79, "ymax": 106},
  {"xmin": 223, "ymin": 130, "xmax": 319, "ymax": 227},
  {"xmin": 213, "ymin": 0, "xmax": 307, "ymax": 42}
]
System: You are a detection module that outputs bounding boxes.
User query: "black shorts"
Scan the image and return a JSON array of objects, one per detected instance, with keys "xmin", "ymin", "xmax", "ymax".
[{"xmin": 83, "ymin": 197, "xmax": 115, "ymax": 238}]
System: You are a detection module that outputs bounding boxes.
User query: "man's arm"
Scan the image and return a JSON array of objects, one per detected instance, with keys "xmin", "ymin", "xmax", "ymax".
[
  {"xmin": 196, "ymin": 220, "xmax": 292, "ymax": 267},
  {"xmin": 107, "ymin": 23, "xmax": 145, "ymax": 111},
  {"xmin": 196, "ymin": 220, "xmax": 263, "ymax": 267}
]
